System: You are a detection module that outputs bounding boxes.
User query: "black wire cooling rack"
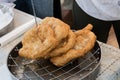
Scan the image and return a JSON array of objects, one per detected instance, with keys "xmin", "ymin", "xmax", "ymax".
[{"xmin": 7, "ymin": 42, "xmax": 101, "ymax": 80}]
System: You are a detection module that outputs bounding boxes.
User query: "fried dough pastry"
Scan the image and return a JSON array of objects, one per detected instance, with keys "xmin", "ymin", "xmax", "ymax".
[
  {"xmin": 19, "ymin": 17, "xmax": 96, "ymax": 67},
  {"xmin": 48, "ymin": 30, "xmax": 76, "ymax": 58},
  {"xmin": 82, "ymin": 24, "xmax": 93, "ymax": 31},
  {"xmin": 19, "ymin": 24, "xmax": 57, "ymax": 59},
  {"xmin": 50, "ymin": 25, "xmax": 96, "ymax": 67},
  {"xmin": 41, "ymin": 17, "xmax": 70, "ymax": 41}
]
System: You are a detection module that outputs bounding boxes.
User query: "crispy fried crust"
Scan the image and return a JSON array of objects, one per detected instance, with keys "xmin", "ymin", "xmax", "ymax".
[
  {"xmin": 19, "ymin": 24, "xmax": 57, "ymax": 59},
  {"xmin": 41, "ymin": 17, "xmax": 70, "ymax": 41},
  {"xmin": 48, "ymin": 30, "xmax": 76, "ymax": 58},
  {"xmin": 19, "ymin": 17, "xmax": 96, "ymax": 67},
  {"xmin": 50, "ymin": 26, "xmax": 96, "ymax": 67},
  {"xmin": 19, "ymin": 17, "xmax": 70, "ymax": 59}
]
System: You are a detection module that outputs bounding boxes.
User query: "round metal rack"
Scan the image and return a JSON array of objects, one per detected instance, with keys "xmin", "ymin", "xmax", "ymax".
[{"xmin": 7, "ymin": 42, "xmax": 101, "ymax": 80}]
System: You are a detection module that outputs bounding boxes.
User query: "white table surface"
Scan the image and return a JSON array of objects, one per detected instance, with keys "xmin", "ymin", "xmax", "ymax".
[{"xmin": 0, "ymin": 9, "xmax": 120, "ymax": 80}]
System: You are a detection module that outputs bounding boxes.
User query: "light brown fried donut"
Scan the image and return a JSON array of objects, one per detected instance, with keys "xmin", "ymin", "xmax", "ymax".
[
  {"xmin": 48, "ymin": 30, "xmax": 76, "ymax": 58},
  {"xmin": 19, "ymin": 24, "xmax": 57, "ymax": 59},
  {"xmin": 50, "ymin": 29, "xmax": 96, "ymax": 67}
]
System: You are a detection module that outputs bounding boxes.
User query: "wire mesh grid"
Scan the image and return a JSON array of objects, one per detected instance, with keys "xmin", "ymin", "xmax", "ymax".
[{"xmin": 7, "ymin": 42, "xmax": 101, "ymax": 80}]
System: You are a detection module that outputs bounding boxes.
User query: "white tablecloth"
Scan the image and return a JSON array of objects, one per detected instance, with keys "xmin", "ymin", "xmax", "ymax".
[{"xmin": 97, "ymin": 42, "xmax": 120, "ymax": 80}]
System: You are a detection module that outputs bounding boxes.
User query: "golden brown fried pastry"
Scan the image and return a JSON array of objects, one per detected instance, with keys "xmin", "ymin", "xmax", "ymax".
[
  {"xmin": 19, "ymin": 17, "xmax": 70, "ymax": 59},
  {"xmin": 50, "ymin": 25, "xmax": 96, "ymax": 67},
  {"xmin": 48, "ymin": 30, "xmax": 76, "ymax": 58},
  {"xmin": 19, "ymin": 17, "xmax": 96, "ymax": 67},
  {"xmin": 74, "ymin": 24, "xmax": 93, "ymax": 36},
  {"xmin": 41, "ymin": 17, "xmax": 70, "ymax": 41},
  {"xmin": 19, "ymin": 24, "xmax": 57, "ymax": 59},
  {"xmin": 82, "ymin": 24, "xmax": 93, "ymax": 31}
]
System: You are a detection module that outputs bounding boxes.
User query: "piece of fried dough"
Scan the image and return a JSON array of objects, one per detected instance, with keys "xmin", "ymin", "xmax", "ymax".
[
  {"xmin": 48, "ymin": 30, "xmax": 76, "ymax": 58},
  {"xmin": 19, "ymin": 24, "xmax": 57, "ymax": 59},
  {"xmin": 75, "ymin": 24, "xmax": 93, "ymax": 36},
  {"xmin": 41, "ymin": 17, "xmax": 70, "ymax": 41},
  {"xmin": 50, "ymin": 26, "xmax": 96, "ymax": 66}
]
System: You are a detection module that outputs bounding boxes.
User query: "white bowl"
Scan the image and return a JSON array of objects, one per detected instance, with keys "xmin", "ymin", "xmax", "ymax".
[{"xmin": 0, "ymin": 3, "xmax": 14, "ymax": 36}]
